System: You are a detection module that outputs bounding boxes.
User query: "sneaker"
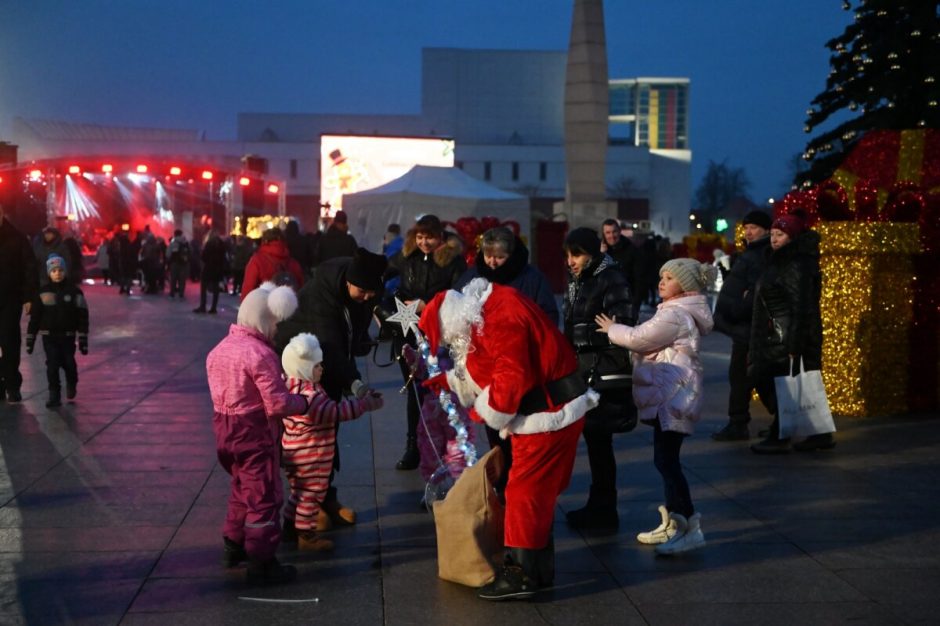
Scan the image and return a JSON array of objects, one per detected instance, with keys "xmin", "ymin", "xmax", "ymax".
[
  {"xmin": 477, "ymin": 562, "xmax": 537, "ymax": 601},
  {"xmin": 636, "ymin": 505, "xmax": 678, "ymax": 545},
  {"xmin": 656, "ymin": 513, "xmax": 706, "ymax": 555},
  {"xmin": 793, "ymin": 433, "xmax": 836, "ymax": 452},
  {"xmin": 298, "ymin": 530, "xmax": 334, "ymax": 552},
  {"xmin": 66, "ymin": 383, "xmax": 77, "ymax": 400},
  {"xmin": 751, "ymin": 437, "xmax": 791, "ymax": 455},
  {"xmin": 246, "ymin": 557, "xmax": 297, "ymax": 585},
  {"xmin": 711, "ymin": 423, "xmax": 750, "ymax": 441},
  {"xmin": 222, "ymin": 536, "xmax": 247, "ymax": 568}
]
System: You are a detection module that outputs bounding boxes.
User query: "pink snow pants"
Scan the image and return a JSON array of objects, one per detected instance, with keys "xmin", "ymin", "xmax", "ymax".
[{"xmin": 213, "ymin": 409, "xmax": 282, "ymax": 561}]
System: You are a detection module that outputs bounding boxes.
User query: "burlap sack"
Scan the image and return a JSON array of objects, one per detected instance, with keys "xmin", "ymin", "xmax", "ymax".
[{"xmin": 432, "ymin": 446, "xmax": 505, "ymax": 587}]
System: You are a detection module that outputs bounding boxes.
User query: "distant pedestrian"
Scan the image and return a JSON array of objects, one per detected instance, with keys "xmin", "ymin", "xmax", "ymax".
[
  {"xmin": 601, "ymin": 218, "xmax": 643, "ymax": 320},
  {"xmin": 166, "ymin": 229, "xmax": 191, "ymax": 299},
  {"xmin": 241, "ymin": 228, "xmax": 304, "ymax": 299},
  {"xmin": 0, "ymin": 202, "xmax": 39, "ymax": 403},
  {"xmin": 205, "ymin": 282, "xmax": 305, "ymax": 584},
  {"xmin": 230, "ymin": 235, "xmax": 255, "ymax": 296},
  {"xmin": 193, "ymin": 230, "xmax": 227, "ymax": 314},
  {"xmin": 711, "ymin": 210, "xmax": 774, "ymax": 441},
  {"xmin": 596, "ymin": 257, "xmax": 716, "ymax": 554},
  {"xmin": 25, "ymin": 254, "xmax": 89, "ymax": 408},
  {"xmin": 279, "ymin": 333, "xmax": 383, "ymax": 552},
  {"xmin": 314, "ymin": 210, "xmax": 357, "ymax": 266}
]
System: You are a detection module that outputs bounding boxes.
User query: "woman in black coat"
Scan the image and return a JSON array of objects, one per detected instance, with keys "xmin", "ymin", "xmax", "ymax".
[
  {"xmin": 562, "ymin": 227, "xmax": 636, "ymax": 530},
  {"xmin": 748, "ymin": 214, "xmax": 832, "ymax": 453},
  {"xmin": 383, "ymin": 214, "xmax": 466, "ymax": 470}
]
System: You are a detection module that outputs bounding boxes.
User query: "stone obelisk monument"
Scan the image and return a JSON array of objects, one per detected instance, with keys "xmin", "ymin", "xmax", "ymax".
[{"xmin": 555, "ymin": 0, "xmax": 616, "ymax": 229}]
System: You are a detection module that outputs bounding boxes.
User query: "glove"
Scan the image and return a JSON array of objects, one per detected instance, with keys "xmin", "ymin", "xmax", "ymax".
[
  {"xmin": 351, "ymin": 379, "xmax": 368, "ymax": 399},
  {"xmin": 25, "ymin": 334, "xmax": 35, "ymax": 354},
  {"xmin": 78, "ymin": 334, "xmax": 88, "ymax": 355},
  {"xmin": 360, "ymin": 391, "xmax": 384, "ymax": 412}
]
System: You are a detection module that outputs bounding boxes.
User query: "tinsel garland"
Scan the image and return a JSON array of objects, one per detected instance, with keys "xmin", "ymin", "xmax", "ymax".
[
  {"xmin": 817, "ymin": 222, "xmax": 921, "ymax": 416},
  {"xmin": 416, "ymin": 329, "xmax": 478, "ymax": 468}
]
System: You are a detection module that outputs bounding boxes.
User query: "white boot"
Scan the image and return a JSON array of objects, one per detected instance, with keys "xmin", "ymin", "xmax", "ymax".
[
  {"xmin": 636, "ymin": 505, "xmax": 678, "ymax": 545},
  {"xmin": 655, "ymin": 512, "xmax": 705, "ymax": 555}
]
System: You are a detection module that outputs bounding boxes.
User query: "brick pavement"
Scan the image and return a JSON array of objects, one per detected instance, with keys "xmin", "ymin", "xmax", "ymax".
[{"xmin": 1, "ymin": 283, "xmax": 938, "ymax": 625}]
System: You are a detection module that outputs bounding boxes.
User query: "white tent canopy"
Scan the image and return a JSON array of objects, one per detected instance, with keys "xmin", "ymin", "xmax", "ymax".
[{"xmin": 341, "ymin": 165, "xmax": 530, "ymax": 252}]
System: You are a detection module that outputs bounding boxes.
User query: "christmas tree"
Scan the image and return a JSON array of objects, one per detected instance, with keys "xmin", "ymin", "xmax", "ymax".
[{"xmin": 798, "ymin": 0, "xmax": 940, "ymax": 187}]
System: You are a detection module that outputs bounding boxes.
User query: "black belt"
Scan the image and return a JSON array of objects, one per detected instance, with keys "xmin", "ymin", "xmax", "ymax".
[{"xmin": 517, "ymin": 372, "xmax": 588, "ymax": 416}]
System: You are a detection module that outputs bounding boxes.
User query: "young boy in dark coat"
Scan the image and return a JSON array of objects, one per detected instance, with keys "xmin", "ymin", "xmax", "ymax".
[{"xmin": 26, "ymin": 254, "xmax": 89, "ymax": 407}]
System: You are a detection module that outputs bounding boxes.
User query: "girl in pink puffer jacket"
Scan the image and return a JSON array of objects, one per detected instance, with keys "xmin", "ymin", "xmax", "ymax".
[
  {"xmin": 596, "ymin": 258, "xmax": 715, "ymax": 556},
  {"xmin": 206, "ymin": 282, "xmax": 307, "ymax": 584}
]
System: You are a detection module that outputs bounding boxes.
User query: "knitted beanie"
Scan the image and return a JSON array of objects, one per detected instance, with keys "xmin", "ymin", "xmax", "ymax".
[
  {"xmin": 771, "ymin": 213, "xmax": 805, "ymax": 240},
  {"xmin": 742, "ymin": 210, "xmax": 773, "ymax": 230},
  {"xmin": 660, "ymin": 258, "xmax": 717, "ymax": 293},
  {"xmin": 46, "ymin": 254, "xmax": 67, "ymax": 274}
]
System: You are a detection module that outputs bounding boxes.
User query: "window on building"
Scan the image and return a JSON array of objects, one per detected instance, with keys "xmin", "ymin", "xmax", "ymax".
[
  {"xmin": 289, "ymin": 159, "xmax": 297, "ymax": 179},
  {"xmin": 484, "ymin": 161, "xmax": 491, "ymax": 181},
  {"xmin": 539, "ymin": 162, "xmax": 547, "ymax": 181},
  {"xmin": 512, "ymin": 162, "xmax": 519, "ymax": 181}
]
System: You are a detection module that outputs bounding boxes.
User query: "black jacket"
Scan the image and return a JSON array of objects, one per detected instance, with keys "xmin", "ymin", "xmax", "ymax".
[
  {"xmin": 0, "ymin": 218, "xmax": 38, "ymax": 306},
  {"xmin": 563, "ymin": 255, "xmax": 635, "ymax": 391},
  {"xmin": 714, "ymin": 235, "xmax": 771, "ymax": 343},
  {"xmin": 386, "ymin": 232, "xmax": 465, "ymax": 304},
  {"xmin": 748, "ymin": 231, "xmax": 823, "ymax": 380},
  {"xmin": 315, "ymin": 226, "xmax": 357, "ymax": 266},
  {"xmin": 200, "ymin": 235, "xmax": 228, "ymax": 282},
  {"xmin": 605, "ymin": 237, "xmax": 641, "ymax": 296},
  {"xmin": 275, "ymin": 257, "xmax": 379, "ymax": 400},
  {"xmin": 27, "ymin": 280, "xmax": 89, "ymax": 337},
  {"xmin": 454, "ymin": 238, "xmax": 558, "ymax": 325}
]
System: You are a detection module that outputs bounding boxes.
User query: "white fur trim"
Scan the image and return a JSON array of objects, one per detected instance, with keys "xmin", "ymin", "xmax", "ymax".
[
  {"xmin": 473, "ymin": 386, "xmax": 515, "ymax": 431},
  {"xmin": 501, "ymin": 388, "xmax": 599, "ymax": 437}
]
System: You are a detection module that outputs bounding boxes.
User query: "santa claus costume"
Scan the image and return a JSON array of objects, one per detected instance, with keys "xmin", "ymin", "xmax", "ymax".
[{"xmin": 419, "ymin": 278, "xmax": 598, "ymax": 600}]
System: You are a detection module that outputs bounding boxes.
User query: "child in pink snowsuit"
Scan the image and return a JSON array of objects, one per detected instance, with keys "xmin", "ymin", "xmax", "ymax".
[
  {"xmin": 279, "ymin": 333, "xmax": 383, "ymax": 551},
  {"xmin": 206, "ymin": 282, "xmax": 305, "ymax": 584}
]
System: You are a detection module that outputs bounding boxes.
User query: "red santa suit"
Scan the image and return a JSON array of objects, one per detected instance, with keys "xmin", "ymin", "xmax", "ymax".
[{"xmin": 419, "ymin": 278, "xmax": 598, "ymax": 549}]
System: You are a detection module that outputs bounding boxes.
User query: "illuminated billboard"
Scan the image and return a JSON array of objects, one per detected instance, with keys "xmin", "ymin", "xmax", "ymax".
[{"xmin": 320, "ymin": 135, "xmax": 455, "ymax": 214}]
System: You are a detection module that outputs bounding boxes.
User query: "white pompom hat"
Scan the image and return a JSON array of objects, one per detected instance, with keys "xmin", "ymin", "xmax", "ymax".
[
  {"xmin": 281, "ymin": 333, "xmax": 323, "ymax": 382},
  {"xmin": 237, "ymin": 281, "xmax": 298, "ymax": 339}
]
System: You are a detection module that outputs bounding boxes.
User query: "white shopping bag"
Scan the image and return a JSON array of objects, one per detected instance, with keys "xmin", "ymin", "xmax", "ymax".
[{"xmin": 775, "ymin": 359, "xmax": 836, "ymax": 439}]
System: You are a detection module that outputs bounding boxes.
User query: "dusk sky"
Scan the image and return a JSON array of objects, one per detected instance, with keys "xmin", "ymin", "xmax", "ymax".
[{"xmin": 0, "ymin": 1, "xmax": 851, "ymax": 205}]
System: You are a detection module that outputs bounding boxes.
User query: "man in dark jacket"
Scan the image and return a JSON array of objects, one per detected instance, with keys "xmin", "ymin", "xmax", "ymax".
[
  {"xmin": 33, "ymin": 226, "xmax": 71, "ymax": 287},
  {"xmin": 314, "ymin": 211, "xmax": 358, "ymax": 266},
  {"xmin": 274, "ymin": 247, "xmax": 387, "ymax": 529},
  {"xmin": 0, "ymin": 202, "xmax": 39, "ymax": 402},
  {"xmin": 711, "ymin": 210, "xmax": 774, "ymax": 441},
  {"xmin": 601, "ymin": 219, "xmax": 642, "ymax": 320}
]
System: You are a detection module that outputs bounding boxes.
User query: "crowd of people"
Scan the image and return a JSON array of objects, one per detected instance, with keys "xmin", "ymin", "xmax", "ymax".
[{"xmin": 0, "ymin": 198, "xmax": 832, "ymax": 598}]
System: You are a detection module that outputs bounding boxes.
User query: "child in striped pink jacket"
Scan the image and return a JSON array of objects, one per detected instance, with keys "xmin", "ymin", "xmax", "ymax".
[{"xmin": 280, "ymin": 333, "xmax": 383, "ymax": 551}]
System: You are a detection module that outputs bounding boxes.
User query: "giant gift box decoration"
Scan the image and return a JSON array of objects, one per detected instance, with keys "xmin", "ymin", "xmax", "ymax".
[{"xmin": 775, "ymin": 129, "xmax": 938, "ymax": 416}]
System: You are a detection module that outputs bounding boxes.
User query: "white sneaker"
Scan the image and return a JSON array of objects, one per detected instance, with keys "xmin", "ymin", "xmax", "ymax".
[
  {"xmin": 655, "ymin": 512, "xmax": 705, "ymax": 555},
  {"xmin": 636, "ymin": 505, "xmax": 678, "ymax": 545}
]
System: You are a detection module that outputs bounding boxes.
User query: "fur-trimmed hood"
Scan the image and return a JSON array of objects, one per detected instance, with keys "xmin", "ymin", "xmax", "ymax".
[{"xmin": 402, "ymin": 229, "xmax": 464, "ymax": 267}]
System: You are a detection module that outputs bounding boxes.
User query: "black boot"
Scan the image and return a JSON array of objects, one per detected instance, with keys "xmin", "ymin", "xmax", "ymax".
[
  {"xmin": 565, "ymin": 486, "xmax": 619, "ymax": 530},
  {"xmin": 246, "ymin": 557, "xmax": 297, "ymax": 585},
  {"xmin": 535, "ymin": 536, "xmax": 555, "ymax": 587},
  {"xmin": 477, "ymin": 549, "xmax": 540, "ymax": 601},
  {"xmin": 395, "ymin": 436, "xmax": 420, "ymax": 470},
  {"xmin": 45, "ymin": 388, "xmax": 62, "ymax": 408},
  {"xmin": 222, "ymin": 536, "xmax": 247, "ymax": 568}
]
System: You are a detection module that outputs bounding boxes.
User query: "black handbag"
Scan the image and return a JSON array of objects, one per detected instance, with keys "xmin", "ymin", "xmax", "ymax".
[{"xmin": 580, "ymin": 348, "xmax": 638, "ymax": 434}]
